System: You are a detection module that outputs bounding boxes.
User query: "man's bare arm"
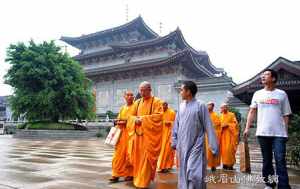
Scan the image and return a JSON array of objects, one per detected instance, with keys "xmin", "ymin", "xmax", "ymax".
[
  {"xmin": 243, "ymin": 108, "xmax": 257, "ymax": 138},
  {"xmin": 283, "ymin": 115, "xmax": 289, "ymax": 126},
  {"xmin": 283, "ymin": 115, "xmax": 290, "ymax": 133}
]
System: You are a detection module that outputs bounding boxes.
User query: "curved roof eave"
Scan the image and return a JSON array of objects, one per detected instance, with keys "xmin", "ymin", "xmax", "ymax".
[
  {"xmin": 109, "ymin": 29, "xmax": 180, "ymax": 49},
  {"xmin": 73, "ymin": 31, "xmax": 195, "ymax": 60},
  {"xmin": 60, "ymin": 16, "xmax": 159, "ymax": 46},
  {"xmin": 174, "ymin": 28, "xmax": 202, "ymax": 55},
  {"xmin": 232, "ymin": 57, "xmax": 300, "ymax": 93},
  {"xmin": 188, "ymin": 51, "xmax": 214, "ymax": 77},
  {"xmin": 74, "ymin": 29, "xmax": 205, "ymax": 60},
  {"xmin": 109, "ymin": 28, "xmax": 199, "ymax": 52},
  {"xmin": 85, "ymin": 49, "xmax": 188, "ymax": 76},
  {"xmin": 192, "ymin": 53, "xmax": 220, "ymax": 75}
]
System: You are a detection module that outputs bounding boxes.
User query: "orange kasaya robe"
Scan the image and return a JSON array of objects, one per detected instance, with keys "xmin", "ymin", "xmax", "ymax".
[
  {"xmin": 205, "ymin": 111, "xmax": 221, "ymax": 168},
  {"xmin": 220, "ymin": 111, "xmax": 239, "ymax": 166},
  {"xmin": 111, "ymin": 104, "xmax": 135, "ymax": 177},
  {"xmin": 157, "ymin": 108, "xmax": 176, "ymax": 171},
  {"xmin": 126, "ymin": 96, "xmax": 163, "ymax": 188}
]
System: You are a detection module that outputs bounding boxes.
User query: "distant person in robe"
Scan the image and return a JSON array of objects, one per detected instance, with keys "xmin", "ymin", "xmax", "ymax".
[
  {"xmin": 205, "ymin": 102, "xmax": 221, "ymax": 172},
  {"xmin": 219, "ymin": 103, "xmax": 239, "ymax": 170},
  {"xmin": 109, "ymin": 91, "xmax": 135, "ymax": 183},
  {"xmin": 172, "ymin": 80, "xmax": 218, "ymax": 189},
  {"xmin": 126, "ymin": 81, "xmax": 163, "ymax": 188},
  {"xmin": 157, "ymin": 102, "xmax": 176, "ymax": 173}
]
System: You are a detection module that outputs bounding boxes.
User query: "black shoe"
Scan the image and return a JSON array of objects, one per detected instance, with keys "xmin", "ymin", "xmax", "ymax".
[
  {"xmin": 223, "ymin": 165, "xmax": 228, "ymax": 170},
  {"xmin": 228, "ymin": 166, "xmax": 234, "ymax": 170},
  {"xmin": 159, "ymin": 169, "xmax": 169, "ymax": 173},
  {"xmin": 211, "ymin": 167, "xmax": 216, "ymax": 172},
  {"xmin": 109, "ymin": 177, "xmax": 119, "ymax": 183}
]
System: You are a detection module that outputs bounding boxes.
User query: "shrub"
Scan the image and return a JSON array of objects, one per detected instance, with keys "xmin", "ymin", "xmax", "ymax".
[
  {"xmin": 17, "ymin": 123, "xmax": 27, "ymax": 129},
  {"xmin": 287, "ymin": 113, "xmax": 300, "ymax": 167}
]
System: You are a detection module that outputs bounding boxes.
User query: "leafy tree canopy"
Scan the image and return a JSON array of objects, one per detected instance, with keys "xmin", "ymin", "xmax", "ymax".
[{"xmin": 4, "ymin": 40, "xmax": 95, "ymax": 122}]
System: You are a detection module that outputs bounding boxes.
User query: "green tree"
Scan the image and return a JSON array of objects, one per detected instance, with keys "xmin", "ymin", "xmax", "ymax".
[
  {"xmin": 287, "ymin": 113, "xmax": 300, "ymax": 167},
  {"xmin": 229, "ymin": 106, "xmax": 242, "ymax": 123},
  {"xmin": 4, "ymin": 40, "xmax": 95, "ymax": 122}
]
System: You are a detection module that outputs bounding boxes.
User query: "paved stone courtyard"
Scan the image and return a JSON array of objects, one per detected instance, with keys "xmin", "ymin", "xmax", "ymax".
[{"xmin": 0, "ymin": 135, "xmax": 299, "ymax": 189}]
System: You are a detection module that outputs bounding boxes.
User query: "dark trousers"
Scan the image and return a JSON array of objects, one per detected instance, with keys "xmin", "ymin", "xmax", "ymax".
[{"xmin": 257, "ymin": 136, "xmax": 291, "ymax": 189}]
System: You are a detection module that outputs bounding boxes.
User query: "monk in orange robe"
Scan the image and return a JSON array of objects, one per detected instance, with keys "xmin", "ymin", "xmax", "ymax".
[
  {"xmin": 126, "ymin": 81, "xmax": 163, "ymax": 188},
  {"xmin": 157, "ymin": 102, "xmax": 176, "ymax": 173},
  {"xmin": 110, "ymin": 91, "xmax": 135, "ymax": 183},
  {"xmin": 205, "ymin": 102, "xmax": 221, "ymax": 172},
  {"xmin": 220, "ymin": 103, "xmax": 239, "ymax": 170}
]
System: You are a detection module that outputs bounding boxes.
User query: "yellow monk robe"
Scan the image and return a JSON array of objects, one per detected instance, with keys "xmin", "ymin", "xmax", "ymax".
[
  {"xmin": 220, "ymin": 112, "xmax": 239, "ymax": 166},
  {"xmin": 111, "ymin": 104, "xmax": 135, "ymax": 177},
  {"xmin": 205, "ymin": 111, "xmax": 221, "ymax": 168},
  {"xmin": 127, "ymin": 96, "xmax": 163, "ymax": 188},
  {"xmin": 157, "ymin": 108, "xmax": 176, "ymax": 170}
]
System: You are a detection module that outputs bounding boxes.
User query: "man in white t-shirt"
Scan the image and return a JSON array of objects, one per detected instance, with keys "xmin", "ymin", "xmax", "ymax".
[{"xmin": 244, "ymin": 69, "xmax": 292, "ymax": 189}]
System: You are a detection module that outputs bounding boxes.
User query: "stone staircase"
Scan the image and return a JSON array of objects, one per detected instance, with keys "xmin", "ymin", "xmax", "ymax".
[
  {"xmin": 13, "ymin": 129, "xmax": 98, "ymax": 139},
  {"xmin": 12, "ymin": 122, "xmax": 114, "ymax": 139}
]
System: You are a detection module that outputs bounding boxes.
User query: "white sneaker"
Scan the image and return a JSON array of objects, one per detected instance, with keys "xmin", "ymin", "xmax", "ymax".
[{"xmin": 264, "ymin": 186, "xmax": 273, "ymax": 189}]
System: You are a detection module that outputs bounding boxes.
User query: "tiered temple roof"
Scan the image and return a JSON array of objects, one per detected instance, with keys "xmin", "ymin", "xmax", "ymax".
[
  {"xmin": 61, "ymin": 16, "xmax": 158, "ymax": 48},
  {"xmin": 82, "ymin": 49, "xmax": 214, "ymax": 77},
  {"xmin": 61, "ymin": 16, "xmax": 223, "ymax": 78}
]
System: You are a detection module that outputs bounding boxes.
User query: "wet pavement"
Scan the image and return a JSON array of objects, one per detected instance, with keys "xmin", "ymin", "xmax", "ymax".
[{"xmin": 0, "ymin": 135, "xmax": 299, "ymax": 189}]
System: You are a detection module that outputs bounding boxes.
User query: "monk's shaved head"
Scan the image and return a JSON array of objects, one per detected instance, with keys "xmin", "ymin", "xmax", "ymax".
[
  {"xmin": 220, "ymin": 103, "xmax": 228, "ymax": 108},
  {"xmin": 207, "ymin": 101, "xmax": 215, "ymax": 112},
  {"xmin": 124, "ymin": 90, "xmax": 134, "ymax": 96},
  {"xmin": 139, "ymin": 81, "xmax": 152, "ymax": 99},
  {"xmin": 139, "ymin": 81, "xmax": 151, "ymax": 89},
  {"xmin": 124, "ymin": 90, "xmax": 134, "ymax": 105},
  {"xmin": 207, "ymin": 101, "xmax": 214, "ymax": 106},
  {"xmin": 220, "ymin": 103, "xmax": 229, "ymax": 113}
]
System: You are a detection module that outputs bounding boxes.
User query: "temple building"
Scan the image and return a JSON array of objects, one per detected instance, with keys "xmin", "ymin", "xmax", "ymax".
[
  {"xmin": 232, "ymin": 57, "xmax": 300, "ymax": 113},
  {"xmin": 61, "ymin": 16, "xmax": 238, "ymax": 114}
]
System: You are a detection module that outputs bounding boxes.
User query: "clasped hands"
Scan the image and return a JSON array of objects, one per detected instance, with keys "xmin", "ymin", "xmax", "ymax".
[
  {"xmin": 221, "ymin": 124, "xmax": 228, "ymax": 128},
  {"xmin": 135, "ymin": 116, "xmax": 142, "ymax": 126},
  {"xmin": 116, "ymin": 119, "xmax": 127, "ymax": 127}
]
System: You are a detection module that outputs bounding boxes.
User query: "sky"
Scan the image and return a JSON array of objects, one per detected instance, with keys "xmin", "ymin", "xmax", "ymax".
[{"xmin": 1, "ymin": 0, "xmax": 300, "ymax": 96}]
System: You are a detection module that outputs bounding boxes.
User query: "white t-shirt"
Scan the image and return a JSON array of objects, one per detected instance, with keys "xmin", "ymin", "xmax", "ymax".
[{"xmin": 250, "ymin": 88, "xmax": 292, "ymax": 137}]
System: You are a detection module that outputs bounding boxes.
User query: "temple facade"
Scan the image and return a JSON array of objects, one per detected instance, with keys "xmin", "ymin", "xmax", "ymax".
[{"xmin": 61, "ymin": 16, "xmax": 238, "ymax": 114}]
